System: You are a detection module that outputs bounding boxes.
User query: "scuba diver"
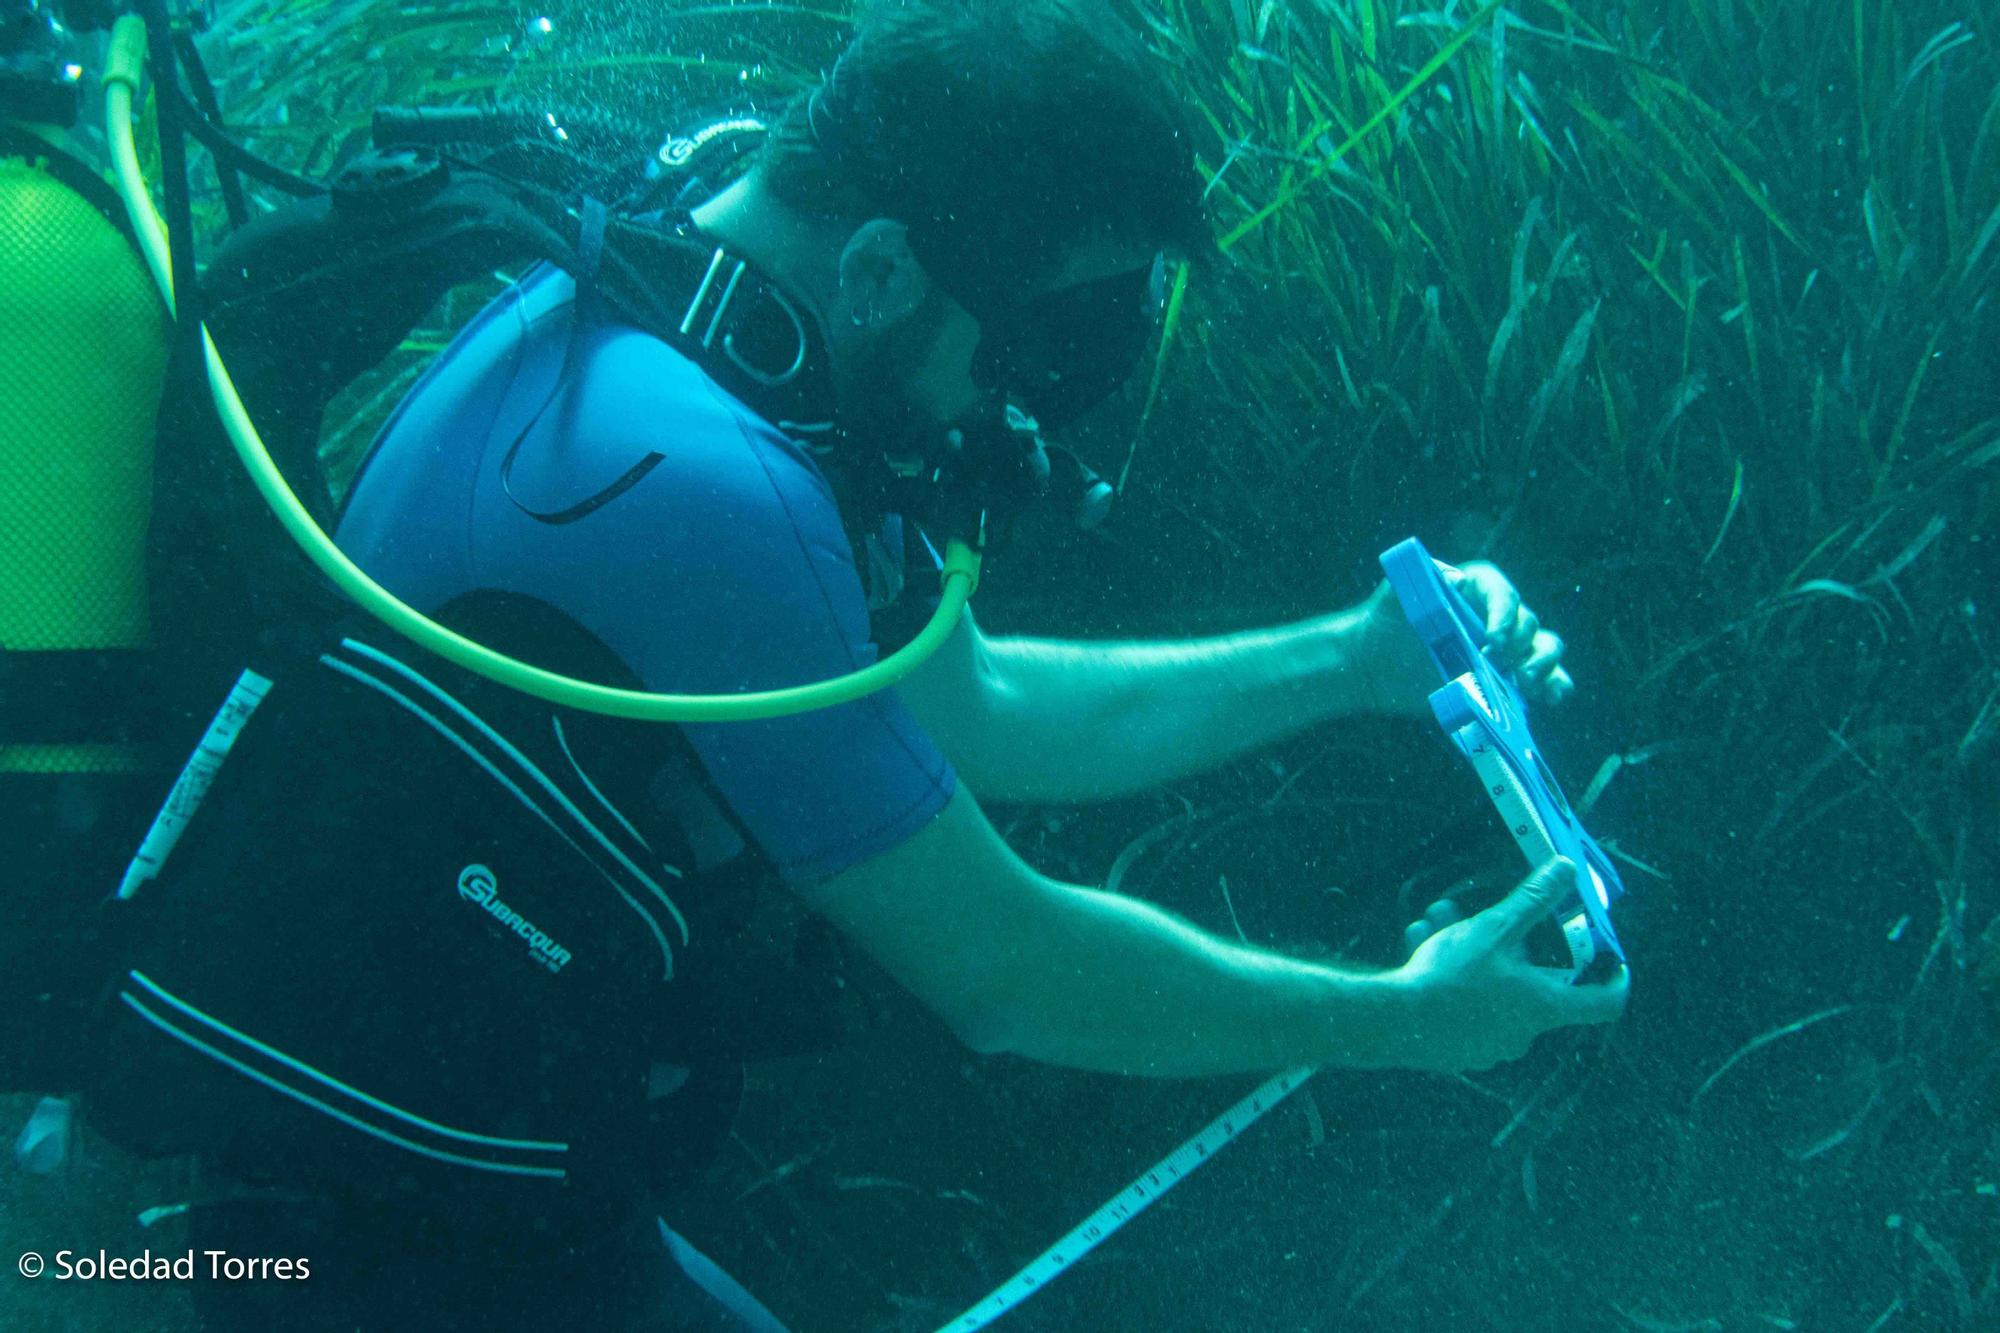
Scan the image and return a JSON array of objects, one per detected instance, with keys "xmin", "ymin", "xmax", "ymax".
[{"xmin": 24, "ymin": 0, "xmax": 1628, "ymax": 1328}]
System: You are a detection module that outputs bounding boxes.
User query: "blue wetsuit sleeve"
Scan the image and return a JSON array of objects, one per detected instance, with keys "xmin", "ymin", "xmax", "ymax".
[
  {"xmin": 340, "ymin": 270, "xmax": 955, "ymax": 886},
  {"xmin": 529, "ymin": 336, "xmax": 956, "ymax": 885},
  {"xmin": 655, "ymin": 469, "xmax": 956, "ymax": 882}
]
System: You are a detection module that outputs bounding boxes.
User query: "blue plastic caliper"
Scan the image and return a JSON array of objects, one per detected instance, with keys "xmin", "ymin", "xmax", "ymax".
[{"xmin": 1379, "ymin": 537, "xmax": 1627, "ymax": 976}]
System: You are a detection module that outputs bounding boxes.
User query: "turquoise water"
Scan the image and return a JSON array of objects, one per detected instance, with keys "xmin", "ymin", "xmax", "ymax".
[{"xmin": 4, "ymin": 1, "xmax": 1997, "ymax": 1329}]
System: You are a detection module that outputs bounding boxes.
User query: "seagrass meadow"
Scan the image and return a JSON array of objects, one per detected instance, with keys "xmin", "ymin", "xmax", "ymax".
[{"xmin": 15, "ymin": 1, "xmax": 2000, "ymax": 1329}]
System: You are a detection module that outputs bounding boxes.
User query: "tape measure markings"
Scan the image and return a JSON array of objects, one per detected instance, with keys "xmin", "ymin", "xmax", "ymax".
[{"xmin": 938, "ymin": 1065, "xmax": 1314, "ymax": 1332}]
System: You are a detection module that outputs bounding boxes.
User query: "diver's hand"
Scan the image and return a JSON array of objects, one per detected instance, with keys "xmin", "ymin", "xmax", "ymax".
[
  {"xmin": 1386, "ymin": 858, "xmax": 1628, "ymax": 1073},
  {"xmin": 1355, "ymin": 560, "xmax": 1573, "ymax": 712}
]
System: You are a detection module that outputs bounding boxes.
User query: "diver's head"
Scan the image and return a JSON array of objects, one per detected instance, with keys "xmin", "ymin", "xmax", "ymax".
[{"xmin": 750, "ymin": 0, "xmax": 1212, "ymax": 443}]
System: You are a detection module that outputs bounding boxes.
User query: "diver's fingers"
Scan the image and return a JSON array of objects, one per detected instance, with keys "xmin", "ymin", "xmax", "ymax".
[
  {"xmin": 1402, "ymin": 898, "xmax": 1465, "ymax": 956},
  {"xmin": 1483, "ymin": 577, "xmax": 1522, "ymax": 646},
  {"xmin": 1519, "ymin": 629, "xmax": 1563, "ymax": 679},
  {"xmin": 1537, "ymin": 961, "xmax": 1630, "ymax": 1025},
  {"xmin": 1449, "ymin": 563, "xmax": 1521, "ymax": 647},
  {"xmin": 1499, "ymin": 607, "xmax": 1539, "ymax": 665},
  {"xmin": 1483, "ymin": 857, "xmax": 1575, "ymax": 946},
  {"xmin": 1519, "ymin": 630, "xmax": 1567, "ymax": 696},
  {"xmin": 1403, "ymin": 918, "xmax": 1431, "ymax": 956}
]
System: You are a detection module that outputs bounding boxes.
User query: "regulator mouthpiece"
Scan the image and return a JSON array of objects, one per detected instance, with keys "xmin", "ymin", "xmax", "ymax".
[{"xmin": 1046, "ymin": 444, "xmax": 1114, "ymax": 530}]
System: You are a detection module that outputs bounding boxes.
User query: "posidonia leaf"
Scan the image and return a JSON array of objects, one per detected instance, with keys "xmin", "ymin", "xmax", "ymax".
[
  {"xmin": 1868, "ymin": 515, "xmax": 1948, "ymax": 586},
  {"xmin": 1784, "ymin": 579, "xmax": 1885, "ymax": 614},
  {"xmin": 1702, "ymin": 457, "xmax": 1744, "ymax": 565},
  {"xmin": 1708, "ymin": 137, "xmax": 1812, "ymax": 257},
  {"xmin": 1895, "ymin": 22, "xmax": 1975, "ymax": 104},
  {"xmin": 1517, "ymin": 298, "xmax": 1599, "ymax": 470},
  {"xmin": 1220, "ymin": 1, "xmax": 1502, "ymax": 249},
  {"xmin": 1961, "ymin": 196, "xmax": 2000, "ymax": 279},
  {"xmin": 1118, "ymin": 260, "xmax": 1193, "ymax": 495}
]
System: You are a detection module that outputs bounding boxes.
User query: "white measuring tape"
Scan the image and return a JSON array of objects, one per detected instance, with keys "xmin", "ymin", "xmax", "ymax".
[
  {"xmin": 115, "ymin": 669, "xmax": 274, "ymax": 901},
  {"xmin": 935, "ymin": 1065, "xmax": 1315, "ymax": 1332}
]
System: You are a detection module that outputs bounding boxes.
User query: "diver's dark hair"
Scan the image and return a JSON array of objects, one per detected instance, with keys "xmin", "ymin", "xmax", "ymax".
[{"xmin": 759, "ymin": 0, "xmax": 1210, "ymax": 314}]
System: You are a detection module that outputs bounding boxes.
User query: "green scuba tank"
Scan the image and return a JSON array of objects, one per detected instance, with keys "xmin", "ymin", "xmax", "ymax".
[
  {"xmin": 2, "ymin": 1, "xmax": 173, "ymax": 772},
  {"xmin": 0, "ymin": 113, "xmax": 171, "ymax": 773},
  {"xmin": 0, "ymin": 6, "xmax": 173, "ymax": 1106}
]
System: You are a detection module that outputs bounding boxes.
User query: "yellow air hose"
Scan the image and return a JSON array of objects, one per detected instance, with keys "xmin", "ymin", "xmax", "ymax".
[{"xmin": 101, "ymin": 15, "xmax": 980, "ymax": 723}]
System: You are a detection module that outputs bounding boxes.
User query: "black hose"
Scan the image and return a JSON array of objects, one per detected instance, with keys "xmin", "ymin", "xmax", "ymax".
[
  {"xmin": 170, "ymin": 27, "xmax": 249, "ymax": 226},
  {"xmin": 164, "ymin": 80, "xmax": 325, "ymax": 199},
  {"xmin": 373, "ymin": 102, "xmax": 658, "ymax": 163}
]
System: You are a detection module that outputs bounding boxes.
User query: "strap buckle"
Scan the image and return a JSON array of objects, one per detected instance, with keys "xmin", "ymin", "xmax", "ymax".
[{"xmin": 677, "ymin": 246, "xmax": 806, "ymax": 387}]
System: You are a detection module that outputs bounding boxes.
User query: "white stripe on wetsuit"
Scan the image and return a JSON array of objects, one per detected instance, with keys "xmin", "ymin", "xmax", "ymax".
[
  {"xmin": 552, "ymin": 714, "xmax": 656, "ymax": 855},
  {"xmin": 119, "ymin": 972, "xmax": 568, "ymax": 1181},
  {"xmin": 317, "ymin": 654, "xmax": 679, "ymax": 980},
  {"xmin": 339, "ymin": 639, "xmax": 692, "ymax": 944}
]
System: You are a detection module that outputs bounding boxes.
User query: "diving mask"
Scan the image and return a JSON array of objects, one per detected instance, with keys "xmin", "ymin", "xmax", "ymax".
[{"xmin": 967, "ymin": 251, "xmax": 1169, "ymax": 434}]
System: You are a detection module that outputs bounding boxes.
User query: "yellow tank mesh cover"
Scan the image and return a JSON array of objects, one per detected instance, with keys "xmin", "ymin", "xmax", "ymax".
[
  {"xmin": 0, "ymin": 151, "xmax": 169, "ymax": 653},
  {"xmin": 0, "ymin": 741, "xmax": 158, "ymax": 774}
]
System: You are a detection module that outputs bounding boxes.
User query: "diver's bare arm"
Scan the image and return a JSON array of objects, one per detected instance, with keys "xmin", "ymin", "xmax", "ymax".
[
  {"xmin": 796, "ymin": 787, "xmax": 1407, "ymax": 1077},
  {"xmin": 898, "ymin": 606, "xmax": 1386, "ymax": 804}
]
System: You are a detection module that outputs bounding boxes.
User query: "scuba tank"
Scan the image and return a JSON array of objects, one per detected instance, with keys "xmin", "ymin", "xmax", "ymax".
[
  {"xmin": 0, "ymin": 0, "xmax": 174, "ymax": 1111},
  {"xmin": 0, "ymin": 133, "xmax": 168, "ymax": 775},
  {"xmin": 0, "ymin": 1, "xmax": 171, "ymax": 776}
]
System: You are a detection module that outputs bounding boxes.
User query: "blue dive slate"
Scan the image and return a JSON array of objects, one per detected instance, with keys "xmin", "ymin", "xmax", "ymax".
[{"xmin": 1379, "ymin": 537, "xmax": 1627, "ymax": 974}]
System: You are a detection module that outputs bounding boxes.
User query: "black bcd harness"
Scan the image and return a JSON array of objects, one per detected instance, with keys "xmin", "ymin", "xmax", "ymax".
[{"xmin": 153, "ymin": 104, "xmax": 1093, "ymax": 720}]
